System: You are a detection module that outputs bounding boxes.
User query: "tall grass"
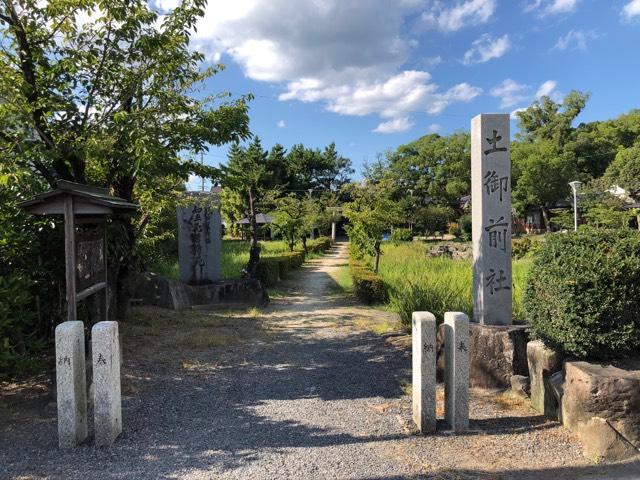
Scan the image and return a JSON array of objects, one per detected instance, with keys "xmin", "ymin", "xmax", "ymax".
[{"xmin": 377, "ymin": 242, "xmax": 530, "ymax": 326}]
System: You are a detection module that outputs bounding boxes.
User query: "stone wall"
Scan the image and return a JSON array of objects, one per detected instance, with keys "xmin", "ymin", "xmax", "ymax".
[{"xmin": 131, "ymin": 273, "xmax": 268, "ymax": 310}]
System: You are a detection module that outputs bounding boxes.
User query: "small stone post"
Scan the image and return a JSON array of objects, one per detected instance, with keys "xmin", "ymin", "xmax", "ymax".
[
  {"xmin": 412, "ymin": 312, "xmax": 437, "ymax": 433},
  {"xmin": 471, "ymin": 113, "xmax": 512, "ymax": 326},
  {"xmin": 444, "ymin": 312, "xmax": 469, "ymax": 432},
  {"xmin": 92, "ymin": 321, "xmax": 122, "ymax": 447},
  {"xmin": 331, "ymin": 222, "xmax": 337, "ymax": 243},
  {"xmin": 55, "ymin": 321, "xmax": 88, "ymax": 448}
]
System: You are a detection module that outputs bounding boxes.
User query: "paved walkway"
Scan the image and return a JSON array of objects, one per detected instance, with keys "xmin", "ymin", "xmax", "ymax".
[{"xmin": 2, "ymin": 244, "xmax": 639, "ymax": 479}]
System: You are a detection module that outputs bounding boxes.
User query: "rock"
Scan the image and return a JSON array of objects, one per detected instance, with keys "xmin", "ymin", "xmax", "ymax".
[
  {"xmin": 510, "ymin": 375, "xmax": 530, "ymax": 398},
  {"xmin": 548, "ymin": 371, "xmax": 565, "ymax": 422},
  {"xmin": 438, "ymin": 322, "xmax": 529, "ymax": 388},
  {"xmin": 563, "ymin": 360, "xmax": 640, "ymax": 461},
  {"xmin": 578, "ymin": 417, "xmax": 639, "ymax": 464},
  {"xmin": 527, "ymin": 340, "xmax": 562, "ymax": 419}
]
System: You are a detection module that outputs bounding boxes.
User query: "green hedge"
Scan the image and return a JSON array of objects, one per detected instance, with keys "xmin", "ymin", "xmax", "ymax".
[
  {"xmin": 391, "ymin": 228, "xmax": 413, "ymax": 243},
  {"xmin": 524, "ymin": 228, "xmax": 640, "ymax": 359},
  {"xmin": 256, "ymin": 251, "xmax": 306, "ymax": 287},
  {"xmin": 307, "ymin": 236, "xmax": 332, "ymax": 254},
  {"xmin": 349, "ymin": 260, "xmax": 388, "ymax": 304}
]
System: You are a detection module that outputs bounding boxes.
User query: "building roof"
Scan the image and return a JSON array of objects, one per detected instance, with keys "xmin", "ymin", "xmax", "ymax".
[
  {"xmin": 235, "ymin": 213, "xmax": 274, "ymax": 225},
  {"xmin": 18, "ymin": 180, "xmax": 139, "ymax": 216}
]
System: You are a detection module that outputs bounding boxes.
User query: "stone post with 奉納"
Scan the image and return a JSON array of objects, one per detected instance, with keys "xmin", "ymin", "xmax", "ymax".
[
  {"xmin": 92, "ymin": 321, "xmax": 122, "ymax": 447},
  {"xmin": 444, "ymin": 312, "xmax": 469, "ymax": 432},
  {"xmin": 55, "ymin": 321, "xmax": 88, "ymax": 449},
  {"xmin": 471, "ymin": 114, "xmax": 512, "ymax": 326},
  {"xmin": 412, "ymin": 311, "xmax": 437, "ymax": 433}
]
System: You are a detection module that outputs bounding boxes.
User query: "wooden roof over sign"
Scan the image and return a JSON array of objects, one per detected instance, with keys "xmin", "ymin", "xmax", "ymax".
[{"xmin": 18, "ymin": 180, "xmax": 139, "ymax": 216}]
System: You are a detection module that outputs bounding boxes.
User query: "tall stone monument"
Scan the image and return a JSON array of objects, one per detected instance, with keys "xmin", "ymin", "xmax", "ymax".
[
  {"xmin": 471, "ymin": 114, "xmax": 512, "ymax": 326},
  {"xmin": 55, "ymin": 321, "xmax": 88, "ymax": 448},
  {"xmin": 177, "ymin": 198, "xmax": 222, "ymax": 285}
]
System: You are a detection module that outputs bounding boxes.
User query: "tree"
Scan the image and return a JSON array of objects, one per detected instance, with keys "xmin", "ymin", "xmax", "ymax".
[
  {"xmin": 285, "ymin": 143, "xmax": 353, "ymax": 192},
  {"xmin": 0, "ymin": 0, "xmax": 251, "ymax": 318},
  {"xmin": 415, "ymin": 205, "xmax": 454, "ymax": 237},
  {"xmin": 343, "ymin": 181, "xmax": 401, "ymax": 273},
  {"xmin": 511, "ymin": 139, "xmax": 576, "ymax": 231},
  {"xmin": 604, "ymin": 144, "xmax": 640, "ymax": 193},
  {"xmin": 221, "ymin": 138, "xmax": 276, "ymax": 278},
  {"xmin": 271, "ymin": 194, "xmax": 306, "ymax": 252}
]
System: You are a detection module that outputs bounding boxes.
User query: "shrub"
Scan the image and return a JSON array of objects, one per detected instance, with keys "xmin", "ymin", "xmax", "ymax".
[
  {"xmin": 524, "ymin": 228, "xmax": 640, "ymax": 359},
  {"xmin": 458, "ymin": 214, "xmax": 472, "ymax": 241},
  {"xmin": 349, "ymin": 260, "xmax": 388, "ymax": 304},
  {"xmin": 256, "ymin": 251, "xmax": 306, "ymax": 286},
  {"xmin": 390, "ymin": 228, "xmax": 413, "ymax": 244},
  {"xmin": 255, "ymin": 259, "xmax": 280, "ymax": 287},
  {"xmin": 448, "ymin": 223, "xmax": 461, "ymax": 239},
  {"xmin": 307, "ymin": 237, "xmax": 332, "ymax": 254},
  {"xmin": 512, "ymin": 237, "xmax": 542, "ymax": 259}
]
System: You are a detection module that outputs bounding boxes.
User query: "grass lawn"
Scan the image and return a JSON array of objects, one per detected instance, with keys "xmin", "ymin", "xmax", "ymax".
[{"xmin": 376, "ymin": 242, "xmax": 532, "ymax": 326}]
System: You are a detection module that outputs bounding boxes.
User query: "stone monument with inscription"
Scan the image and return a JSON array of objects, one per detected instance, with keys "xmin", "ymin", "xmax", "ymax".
[
  {"xmin": 55, "ymin": 321, "xmax": 88, "ymax": 448},
  {"xmin": 444, "ymin": 312, "xmax": 469, "ymax": 432},
  {"xmin": 92, "ymin": 321, "xmax": 122, "ymax": 447},
  {"xmin": 471, "ymin": 114, "xmax": 512, "ymax": 326},
  {"xmin": 177, "ymin": 197, "xmax": 222, "ymax": 285},
  {"xmin": 412, "ymin": 311, "xmax": 437, "ymax": 433}
]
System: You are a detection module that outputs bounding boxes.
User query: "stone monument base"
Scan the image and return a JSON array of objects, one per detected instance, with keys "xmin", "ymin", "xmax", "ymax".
[
  {"xmin": 437, "ymin": 322, "xmax": 529, "ymax": 389},
  {"xmin": 561, "ymin": 360, "xmax": 640, "ymax": 463},
  {"xmin": 131, "ymin": 274, "xmax": 268, "ymax": 310}
]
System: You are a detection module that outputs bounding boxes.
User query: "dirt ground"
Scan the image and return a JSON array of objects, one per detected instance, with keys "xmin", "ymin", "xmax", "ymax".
[{"xmin": 1, "ymin": 243, "xmax": 639, "ymax": 479}]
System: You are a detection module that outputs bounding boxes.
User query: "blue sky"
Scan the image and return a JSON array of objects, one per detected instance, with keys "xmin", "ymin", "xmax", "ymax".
[{"xmin": 169, "ymin": 0, "xmax": 640, "ymax": 188}]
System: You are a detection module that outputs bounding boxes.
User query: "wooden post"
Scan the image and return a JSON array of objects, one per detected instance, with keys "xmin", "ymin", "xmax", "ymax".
[{"xmin": 64, "ymin": 195, "xmax": 77, "ymax": 321}]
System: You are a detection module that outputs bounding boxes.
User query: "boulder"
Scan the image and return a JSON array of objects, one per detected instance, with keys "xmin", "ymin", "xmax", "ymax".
[
  {"xmin": 563, "ymin": 360, "xmax": 640, "ymax": 462},
  {"xmin": 510, "ymin": 375, "xmax": 530, "ymax": 398},
  {"xmin": 437, "ymin": 322, "xmax": 529, "ymax": 388},
  {"xmin": 527, "ymin": 340, "xmax": 562, "ymax": 418},
  {"xmin": 578, "ymin": 417, "xmax": 639, "ymax": 464}
]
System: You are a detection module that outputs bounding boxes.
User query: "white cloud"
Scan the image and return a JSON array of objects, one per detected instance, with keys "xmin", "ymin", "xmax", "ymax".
[
  {"xmin": 277, "ymin": 120, "xmax": 286, "ymax": 128},
  {"xmin": 490, "ymin": 79, "xmax": 530, "ymax": 108},
  {"xmin": 463, "ymin": 34, "xmax": 511, "ymax": 65},
  {"xmin": 553, "ymin": 30, "xmax": 598, "ymax": 50},
  {"xmin": 428, "ymin": 123, "xmax": 441, "ymax": 133},
  {"xmin": 491, "ymin": 79, "xmax": 560, "ymax": 110},
  {"xmin": 536, "ymin": 80, "xmax": 559, "ymax": 99},
  {"xmin": 622, "ymin": 0, "xmax": 640, "ymax": 20},
  {"xmin": 150, "ymin": 1, "xmax": 482, "ymax": 129},
  {"xmin": 374, "ymin": 117, "xmax": 414, "ymax": 134},
  {"xmin": 524, "ymin": 0, "xmax": 580, "ymax": 16},
  {"xmin": 281, "ymin": 71, "xmax": 482, "ymax": 120},
  {"xmin": 422, "ymin": 0, "xmax": 497, "ymax": 32},
  {"xmin": 510, "ymin": 107, "xmax": 527, "ymax": 120}
]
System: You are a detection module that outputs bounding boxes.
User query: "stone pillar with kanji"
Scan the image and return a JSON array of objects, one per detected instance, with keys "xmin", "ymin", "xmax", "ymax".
[{"xmin": 471, "ymin": 114, "xmax": 512, "ymax": 326}]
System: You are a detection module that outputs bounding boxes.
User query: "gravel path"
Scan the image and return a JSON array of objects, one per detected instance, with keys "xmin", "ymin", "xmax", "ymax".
[{"xmin": 2, "ymin": 243, "xmax": 639, "ymax": 479}]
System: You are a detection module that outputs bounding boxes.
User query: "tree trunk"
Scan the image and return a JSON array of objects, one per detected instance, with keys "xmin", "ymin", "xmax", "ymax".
[
  {"xmin": 301, "ymin": 236, "xmax": 307, "ymax": 256},
  {"xmin": 246, "ymin": 188, "xmax": 260, "ymax": 278},
  {"xmin": 541, "ymin": 207, "xmax": 552, "ymax": 233},
  {"xmin": 373, "ymin": 242, "xmax": 381, "ymax": 273}
]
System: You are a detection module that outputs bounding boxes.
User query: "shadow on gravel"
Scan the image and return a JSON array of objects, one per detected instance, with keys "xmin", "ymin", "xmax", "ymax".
[{"xmin": 357, "ymin": 458, "xmax": 640, "ymax": 480}]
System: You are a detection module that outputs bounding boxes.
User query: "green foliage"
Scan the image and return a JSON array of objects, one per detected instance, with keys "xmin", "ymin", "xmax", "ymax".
[
  {"xmin": 349, "ymin": 261, "xmax": 388, "ymax": 305},
  {"xmin": 256, "ymin": 252, "xmax": 306, "ymax": 287},
  {"xmin": 307, "ymin": 237, "xmax": 333, "ymax": 254},
  {"xmin": 604, "ymin": 143, "xmax": 640, "ymax": 193},
  {"xmin": 390, "ymin": 228, "xmax": 413, "ymax": 244},
  {"xmin": 512, "ymin": 237, "xmax": 542, "ymax": 259},
  {"xmin": 524, "ymin": 228, "xmax": 640, "ymax": 359},
  {"xmin": 271, "ymin": 194, "xmax": 307, "ymax": 251},
  {"xmin": 343, "ymin": 180, "xmax": 402, "ymax": 272},
  {"xmin": 458, "ymin": 214, "xmax": 472, "ymax": 241},
  {"xmin": 415, "ymin": 205, "xmax": 453, "ymax": 237}
]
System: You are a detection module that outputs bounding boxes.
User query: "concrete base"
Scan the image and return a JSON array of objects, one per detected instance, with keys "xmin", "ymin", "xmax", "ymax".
[{"xmin": 437, "ymin": 322, "xmax": 528, "ymax": 389}]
